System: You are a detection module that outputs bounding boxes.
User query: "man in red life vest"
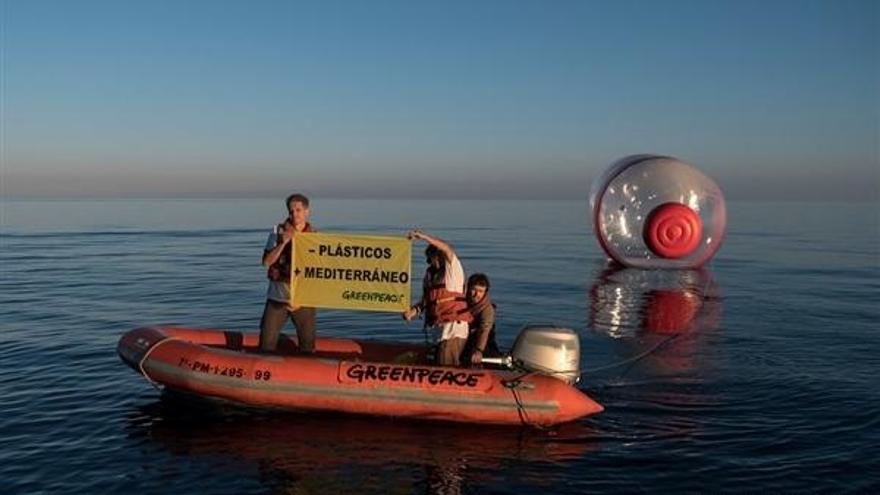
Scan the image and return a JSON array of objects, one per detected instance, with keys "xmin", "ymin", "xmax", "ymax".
[
  {"xmin": 464, "ymin": 273, "xmax": 500, "ymax": 365},
  {"xmin": 259, "ymin": 193, "xmax": 317, "ymax": 353},
  {"xmin": 402, "ymin": 229, "xmax": 473, "ymax": 366}
]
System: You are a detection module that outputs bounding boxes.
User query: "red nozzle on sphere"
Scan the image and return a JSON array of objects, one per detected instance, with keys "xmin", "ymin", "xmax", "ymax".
[{"xmin": 644, "ymin": 203, "xmax": 702, "ymax": 259}]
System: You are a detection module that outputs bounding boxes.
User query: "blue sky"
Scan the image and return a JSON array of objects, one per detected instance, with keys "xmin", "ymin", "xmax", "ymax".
[{"xmin": 2, "ymin": 0, "xmax": 877, "ymax": 199}]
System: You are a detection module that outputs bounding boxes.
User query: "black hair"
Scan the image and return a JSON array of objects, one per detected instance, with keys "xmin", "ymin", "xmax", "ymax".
[
  {"xmin": 285, "ymin": 193, "xmax": 310, "ymax": 209},
  {"xmin": 468, "ymin": 273, "xmax": 490, "ymax": 291},
  {"xmin": 425, "ymin": 245, "xmax": 441, "ymax": 259}
]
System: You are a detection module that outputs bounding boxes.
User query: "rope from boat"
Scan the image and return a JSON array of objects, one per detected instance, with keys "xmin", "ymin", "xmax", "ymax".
[
  {"xmin": 501, "ymin": 369, "xmax": 545, "ymax": 429},
  {"xmin": 579, "ymin": 275, "xmax": 714, "ymax": 378},
  {"xmin": 422, "ymin": 320, "xmax": 432, "ymax": 347},
  {"xmin": 579, "ymin": 278, "xmax": 719, "ymax": 376},
  {"xmin": 521, "ymin": 333, "xmax": 682, "ymax": 381},
  {"xmin": 580, "ymin": 333, "xmax": 682, "ymax": 377},
  {"xmin": 502, "ymin": 335, "xmax": 677, "ymax": 428},
  {"xmin": 138, "ymin": 337, "xmax": 183, "ymax": 390}
]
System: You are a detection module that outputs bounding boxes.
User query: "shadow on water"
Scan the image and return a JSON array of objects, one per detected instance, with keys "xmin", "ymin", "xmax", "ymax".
[{"xmin": 125, "ymin": 394, "xmax": 599, "ymax": 494}]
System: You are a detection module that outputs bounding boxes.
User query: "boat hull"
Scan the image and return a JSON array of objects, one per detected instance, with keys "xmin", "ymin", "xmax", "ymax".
[{"xmin": 118, "ymin": 326, "xmax": 603, "ymax": 426}]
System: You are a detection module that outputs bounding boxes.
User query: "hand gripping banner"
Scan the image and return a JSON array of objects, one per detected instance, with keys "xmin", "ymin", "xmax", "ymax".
[{"xmin": 290, "ymin": 233, "xmax": 412, "ymax": 312}]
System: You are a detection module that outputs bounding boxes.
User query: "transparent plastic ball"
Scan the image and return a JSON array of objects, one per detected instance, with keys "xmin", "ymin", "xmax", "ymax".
[{"xmin": 589, "ymin": 154, "xmax": 727, "ymax": 269}]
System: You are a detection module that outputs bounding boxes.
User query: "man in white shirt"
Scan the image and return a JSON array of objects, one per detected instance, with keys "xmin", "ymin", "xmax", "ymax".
[{"xmin": 403, "ymin": 230, "xmax": 472, "ymax": 366}]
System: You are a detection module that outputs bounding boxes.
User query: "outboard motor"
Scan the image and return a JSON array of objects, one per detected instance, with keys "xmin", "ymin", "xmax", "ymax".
[{"xmin": 485, "ymin": 325, "xmax": 581, "ymax": 384}]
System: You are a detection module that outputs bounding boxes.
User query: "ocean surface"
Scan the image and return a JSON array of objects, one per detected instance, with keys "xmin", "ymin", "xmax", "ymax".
[{"xmin": 1, "ymin": 198, "xmax": 878, "ymax": 494}]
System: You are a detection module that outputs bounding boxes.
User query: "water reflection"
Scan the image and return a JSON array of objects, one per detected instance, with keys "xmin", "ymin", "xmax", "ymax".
[
  {"xmin": 589, "ymin": 263, "xmax": 722, "ymax": 341},
  {"xmin": 126, "ymin": 395, "xmax": 597, "ymax": 494},
  {"xmin": 586, "ymin": 264, "xmax": 725, "ymax": 441}
]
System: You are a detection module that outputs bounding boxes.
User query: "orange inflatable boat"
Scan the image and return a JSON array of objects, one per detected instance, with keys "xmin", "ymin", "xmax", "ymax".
[{"xmin": 118, "ymin": 326, "xmax": 603, "ymax": 426}]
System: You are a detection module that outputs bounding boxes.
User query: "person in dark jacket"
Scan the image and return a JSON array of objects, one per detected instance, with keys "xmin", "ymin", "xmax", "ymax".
[{"xmin": 464, "ymin": 273, "xmax": 500, "ymax": 365}]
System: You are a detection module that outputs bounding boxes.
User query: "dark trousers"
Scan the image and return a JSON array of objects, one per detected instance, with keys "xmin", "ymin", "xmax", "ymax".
[{"xmin": 259, "ymin": 300, "xmax": 317, "ymax": 353}]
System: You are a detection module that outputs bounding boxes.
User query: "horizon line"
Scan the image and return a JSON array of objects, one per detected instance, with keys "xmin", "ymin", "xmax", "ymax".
[{"xmin": 2, "ymin": 194, "xmax": 878, "ymax": 203}]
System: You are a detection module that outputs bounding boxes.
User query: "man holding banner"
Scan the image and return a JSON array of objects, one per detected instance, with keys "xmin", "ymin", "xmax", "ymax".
[
  {"xmin": 403, "ymin": 230, "xmax": 473, "ymax": 366},
  {"xmin": 259, "ymin": 193, "xmax": 317, "ymax": 353}
]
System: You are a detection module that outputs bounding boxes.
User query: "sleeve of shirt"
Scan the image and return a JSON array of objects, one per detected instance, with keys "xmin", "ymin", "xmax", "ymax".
[
  {"xmin": 446, "ymin": 254, "xmax": 465, "ymax": 292},
  {"xmin": 478, "ymin": 304, "xmax": 496, "ymax": 334}
]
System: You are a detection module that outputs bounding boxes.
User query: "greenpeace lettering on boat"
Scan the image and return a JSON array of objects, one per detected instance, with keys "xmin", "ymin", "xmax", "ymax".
[
  {"xmin": 292, "ymin": 233, "xmax": 411, "ymax": 312},
  {"xmin": 338, "ymin": 362, "xmax": 491, "ymax": 392}
]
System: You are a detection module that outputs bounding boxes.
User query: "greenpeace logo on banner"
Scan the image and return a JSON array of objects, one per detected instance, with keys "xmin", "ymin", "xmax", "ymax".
[{"xmin": 291, "ymin": 233, "xmax": 411, "ymax": 312}]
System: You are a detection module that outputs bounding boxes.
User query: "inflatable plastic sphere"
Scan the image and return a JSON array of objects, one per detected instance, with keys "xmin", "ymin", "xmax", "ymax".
[{"xmin": 589, "ymin": 155, "xmax": 726, "ymax": 269}]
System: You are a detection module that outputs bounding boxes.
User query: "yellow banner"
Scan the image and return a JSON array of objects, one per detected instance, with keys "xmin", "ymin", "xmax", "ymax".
[{"xmin": 291, "ymin": 233, "xmax": 411, "ymax": 312}]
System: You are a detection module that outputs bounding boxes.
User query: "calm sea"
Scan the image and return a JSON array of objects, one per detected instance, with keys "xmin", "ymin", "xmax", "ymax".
[{"xmin": 1, "ymin": 198, "xmax": 878, "ymax": 494}]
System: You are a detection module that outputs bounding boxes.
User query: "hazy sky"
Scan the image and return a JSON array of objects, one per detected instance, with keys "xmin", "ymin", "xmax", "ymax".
[{"xmin": 2, "ymin": 0, "xmax": 877, "ymax": 199}]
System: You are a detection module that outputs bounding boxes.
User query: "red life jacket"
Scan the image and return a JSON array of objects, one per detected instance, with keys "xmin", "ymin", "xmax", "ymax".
[
  {"xmin": 267, "ymin": 222, "xmax": 314, "ymax": 282},
  {"xmin": 423, "ymin": 265, "xmax": 473, "ymax": 326}
]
